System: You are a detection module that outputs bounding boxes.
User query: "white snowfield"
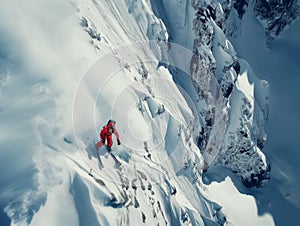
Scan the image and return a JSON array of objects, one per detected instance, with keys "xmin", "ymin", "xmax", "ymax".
[{"xmin": 1, "ymin": 0, "xmax": 299, "ymax": 226}]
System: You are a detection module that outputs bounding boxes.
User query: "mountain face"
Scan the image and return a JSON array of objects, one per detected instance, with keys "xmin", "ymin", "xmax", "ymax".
[
  {"xmin": 215, "ymin": 0, "xmax": 300, "ymax": 43},
  {"xmin": 150, "ymin": 0, "xmax": 270, "ymax": 187},
  {"xmin": 3, "ymin": 0, "xmax": 299, "ymax": 225}
]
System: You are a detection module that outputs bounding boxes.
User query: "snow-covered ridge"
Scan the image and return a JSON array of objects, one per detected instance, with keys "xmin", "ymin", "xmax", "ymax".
[{"xmin": 150, "ymin": 0, "xmax": 270, "ymax": 187}]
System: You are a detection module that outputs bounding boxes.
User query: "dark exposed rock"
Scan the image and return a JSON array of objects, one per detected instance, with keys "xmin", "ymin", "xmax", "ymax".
[
  {"xmin": 80, "ymin": 17, "xmax": 102, "ymax": 42},
  {"xmin": 254, "ymin": 0, "xmax": 300, "ymax": 40},
  {"xmin": 142, "ymin": 212, "xmax": 146, "ymax": 223},
  {"xmin": 242, "ymin": 164, "xmax": 271, "ymax": 187},
  {"xmin": 232, "ymin": 61, "xmax": 240, "ymax": 74},
  {"xmin": 234, "ymin": 0, "xmax": 249, "ymax": 19}
]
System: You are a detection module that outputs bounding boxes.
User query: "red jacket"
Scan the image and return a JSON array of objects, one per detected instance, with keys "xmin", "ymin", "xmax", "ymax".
[{"xmin": 100, "ymin": 121, "xmax": 120, "ymax": 141}]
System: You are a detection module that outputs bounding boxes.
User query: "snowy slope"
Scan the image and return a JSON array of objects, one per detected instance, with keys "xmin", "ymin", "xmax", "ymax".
[{"xmin": 0, "ymin": 0, "xmax": 280, "ymax": 226}]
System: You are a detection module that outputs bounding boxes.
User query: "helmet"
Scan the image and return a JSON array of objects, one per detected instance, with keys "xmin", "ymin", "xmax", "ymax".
[{"xmin": 107, "ymin": 119, "xmax": 116, "ymax": 126}]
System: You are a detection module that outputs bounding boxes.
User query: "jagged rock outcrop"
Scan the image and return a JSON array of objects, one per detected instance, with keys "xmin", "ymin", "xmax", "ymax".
[
  {"xmin": 254, "ymin": 0, "xmax": 300, "ymax": 41},
  {"xmin": 188, "ymin": 0, "xmax": 270, "ymax": 187},
  {"xmin": 209, "ymin": 0, "xmax": 300, "ymax": 42}
]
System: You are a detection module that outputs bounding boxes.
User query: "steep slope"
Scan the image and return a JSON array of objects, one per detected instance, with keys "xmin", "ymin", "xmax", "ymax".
[
  {"xmin": 0, "ymin": 0, "xmax": 275, "ymax": 225},
  {"xmin": 0, "ymin": 0, "xmax": 220, "ymax": 225},
  {"xmin": 151, "ymin": 0, "xmax": 270, "ymax": 187}
]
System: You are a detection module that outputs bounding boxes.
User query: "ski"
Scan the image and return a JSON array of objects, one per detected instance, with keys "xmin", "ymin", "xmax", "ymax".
[{"xmin": 110, "ymin": 153, "xmax": 122, "ymax": 168}]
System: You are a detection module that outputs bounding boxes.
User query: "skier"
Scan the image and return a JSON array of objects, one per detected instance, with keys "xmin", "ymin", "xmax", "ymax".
[{"xmin": 95, "ymin": 119, "xmax": 121, "ymax": 151}]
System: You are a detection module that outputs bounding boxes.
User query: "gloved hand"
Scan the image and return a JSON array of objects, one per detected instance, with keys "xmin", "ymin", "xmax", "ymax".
[
  {"xmin": 101, "ymin": 138, "xmax": 105, "ymax": 143},
  {"xmin": 117, "ymin": 140, "xmax": 121, "ymax": 145}
]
